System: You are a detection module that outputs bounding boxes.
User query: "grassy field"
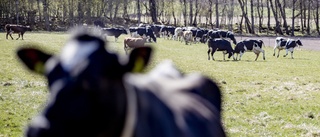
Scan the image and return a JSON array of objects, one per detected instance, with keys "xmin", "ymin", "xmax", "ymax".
[{"xmin": 0, "ymin": 32, "xmax": 320, "ymax": 137}]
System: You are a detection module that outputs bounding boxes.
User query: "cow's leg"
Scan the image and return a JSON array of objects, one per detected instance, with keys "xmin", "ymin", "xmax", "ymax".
[
  {"xmin": 254, "ymin": 53, "xmax": 260, "ymax": 61},
  {"xmin": 239, "ymin": 52, "xmax": 244, "ymax": 60},
  {"xmin": 273, "ymin": 46, "xmax": 277, "ymax": 56},
  {"xmin": 21, "ymin": 33, "xmax": 24, "ymax": 40},
  {"xmin": 262, "ymin": 50, "xmax": 265, "ymax": 60},
  {"xmin": 211, "ymin": 51, "xmax": 215, "ymax": 60},
  {"xmin": 8, "ymin": 32, "xmax": 14, "ymax": 40},
  {"xmin": 283, "ymin": 49, "xmax": 289, "ymax": 57},
  {"xmin": 234, "ymin": 53, "xmax": 238, "ymax": 60},
  {"xmin": 286, "ymin": 48, "xmax": 294, "ymax": 59},
  {"xmin": 223, "ymin": 51, "xmax": 226, "ymax": 60},
  {"xmin": 207, "ymin": 49, "xmax": 211, "ymax": 60},
  {"xmin": 16, "ymin": 33, "xmax": 21, "ymax": 40},
  {"xmin": 277, "ymin": 49, "xmax": 280, "ymax": 58}
]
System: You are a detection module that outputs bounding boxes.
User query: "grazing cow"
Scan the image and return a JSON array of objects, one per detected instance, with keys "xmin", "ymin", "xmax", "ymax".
[
  {"xmin": 124, "ymin": 37, "xmax": 147, "ymax": 54},
  {"xmin": 194, "ymin": 28, "xmax": 209, "ymax": 43},
  {"xmin": 129, "ymin": 27, "xmax": 157, "ymax": 43},
  {"xmin": 234, "ymin": 39, "xmax": 266, "ymax": 61},
  {"xmin": 17, "ymin": 27, "xmax": 226, "ymax": 137},
  {"xmin": 207, "ymin": 30, "xmax": 237, "ymax": 45},
  {"xmin": 207, "ymin": 39, "xmax": 234, "ymax": 61},
  {"xmin": 273, "ymin": 37, "xmax": 303, "ymax": 59},
  {"xmin": 183, "ymin": 30, "xmax": 193, "ymax": 45},
  {"xmin": 5, "ymin": 24, "xmax": 32, "ymax": 40},
  {"xmin": 102, "ymin": 27, "xmax": 128, "ymax": 42},
  {"xmin": 159, "ymin": 25, "xmax": 175, "ymax": 39}
]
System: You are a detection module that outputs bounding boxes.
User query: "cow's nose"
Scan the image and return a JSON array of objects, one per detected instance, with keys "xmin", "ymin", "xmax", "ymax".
[
  {"xmin": 26, "ymin": 116, "xmax": 50, "ymax": 137},
  {"xmin": 26, "ymin": 126, "xmax": 48, "ymax": 137}
]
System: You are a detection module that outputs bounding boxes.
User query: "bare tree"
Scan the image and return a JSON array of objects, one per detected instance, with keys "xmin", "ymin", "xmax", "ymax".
[
  {"xmin": 43, "ymin": 0, "xmax": 50, "ymax": 30},
  {"xmin": 276, "ymin": 0, "xmax": 289, "ymax": 35},
  {"xmin": 250, "ymin": 0, "xmax": 255, "ymax": 34},
  {"xmin": 215, "ymin": 0, "xmax": 219, "ymax": 28},
  {"xmin": 315, "ymin": 0, "xmax": 320, "ymax": 35},
  {"xmin": 149, "ymin": 0, "xmax": 157, "ymax": 23},
  {"xmin": 238, "ymin": 0, "xmax": 252, "ymax": 33},
  {"xmin": 257, "ymin": 0, "xmax": 264, "ymax": 33},
  {"xmin": 306, "ymin": 0, "xmax": 311, "ymax": 35},
  {"xmin": 291, "ymin": 0, "xmax": 298, "ymax": 36},
  {"xmin": 267, "ymin": 0, "xmax": 271, "ymax": 35},
  {"xmin": 269, "ymin": 0, "xmax": 283, "ymax": 35}
]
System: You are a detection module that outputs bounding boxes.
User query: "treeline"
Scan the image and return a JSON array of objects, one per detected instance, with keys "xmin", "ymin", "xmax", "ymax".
[{"xmin": 1, "ymin": 0, "xmax": 320, "ymax": 36}]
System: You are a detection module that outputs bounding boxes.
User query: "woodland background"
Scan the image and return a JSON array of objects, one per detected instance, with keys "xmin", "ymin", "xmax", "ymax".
[{"xmin": 1, "ymin": 0, "xmax": 320, "ymax": 36}]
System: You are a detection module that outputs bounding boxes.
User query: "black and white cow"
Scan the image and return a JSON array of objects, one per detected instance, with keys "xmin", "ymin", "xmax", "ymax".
[
  {"xmin": 102, "ymin": 27, "xmax": 128, "ymax": 42},
  {"xmin": 129, "ymin": 26, "xmax": 157, "ymax": 43},
  {"xmin": 160, "ymin": 25, "xmax": 176, "ymax": 39},
  {"xmin": 18, "ymin": 27, "xmax": 225, "ymax": 137},
  {"xmin": 234, "ymin": 39, "xmax": 266, "ymax": 61},
  {"xmin": 194, "ymin": 29, "xmax": 207, "ymax": 43},
  {"xmin": 273, "ymin": 37, "xmax": 303, "ymax": 59},
  {"xmin": 207, "ymin": 38, "xmax": 234, "ymax": 61},
  {"xmin": 207, "ymin": 30, "xmax": 237, "ymax": 45}
]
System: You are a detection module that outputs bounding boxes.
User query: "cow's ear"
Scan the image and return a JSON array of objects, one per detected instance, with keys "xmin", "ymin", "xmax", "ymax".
[
  {"xmin": 126, "ymin": 46, "xmax": 152, "ymax": 73},
  {"xmin": 17, "ymin": 48, "xmax": 52, "ymax": 74}
]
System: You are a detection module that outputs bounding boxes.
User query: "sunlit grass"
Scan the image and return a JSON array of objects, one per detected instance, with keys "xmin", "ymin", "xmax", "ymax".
[{"xmin": 0, "ymin": 32, "xmax": 319, "ymax": 137}]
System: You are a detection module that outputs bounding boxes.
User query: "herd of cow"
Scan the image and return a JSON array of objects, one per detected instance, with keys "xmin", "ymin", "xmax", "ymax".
[
  {"xmin": 101, "ymin": 24, "xmax": 303, "ymax": 60},
  {"xmin": 4, "ymin": 23, "xmax": 304, "ymax": 60},
  {"xmin": 10, "ymin": 24, "xmax": 306, "ymax": 137}
]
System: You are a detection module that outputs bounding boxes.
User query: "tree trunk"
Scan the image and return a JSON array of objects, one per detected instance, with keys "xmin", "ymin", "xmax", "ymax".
[
  {"xmin": 209, "ymin": 0, "xmax": 213, "ymax": 28},
  {"xmin": 193, "ymin": 0, "xmax": 200, "ymax": 26},
  {"xmin": 37, "ymin": 0, "xmax": 42, "ymax": 23},
  {"xmin": 149, "ymin": 0, "xmax": 157, "ymax": 23},
  {"xmin": 306, "ymin": 0, "xmax": 311, "ymax": 35},
  {"xmin": 276, "ymin": 0, "xmax": 289, "ymax": 35},
  {"xmin": 267, "ymin": 0, "xmax": 271, "ymax": 35},
  {"xmin": 250, "ymin": 0, "xmax": 254, "ymax": 34},
  {"xmin": 137, "ymin": 0, "xmax": 141, "ymax": 24},
  {"xmin": 215, "ymin": 0, "xmax": 219, "ymax": 28},
  {"xmin": 316, "ymin": 0, "xmax": 320, "ymax": 35},
  {"xmin": 113, "ymin": 0, "xmax": 120, "ymax": 20},
  {"xmin": 300, "ymin": 0, "xmax": 305, "ymax": 33},
  {"xmin": 43, "ymin": 0, "xmax": 50, "ymax": 30},
  {"xmin": 171, "ymin": 0, "xmax": 177, "ymax": 26},
  {"xmin": 228, "ymin": 0, "xmax": 234, "ymax": 31},
  {"xmin": 257, "ymin": 0, "xmax": 263, "ymax": 33},
  {"xmin": 189, "ymin": 0, "xmax": 193, "ymax": 26},
  {"xmin": 291, "ymin": 0, "xmax": 297, "ymax": 36},
  {"xmin": 123, "ymin": 0, "xmax": 129, "ymax": 19},
  {"xmin": 181, "ymin": 0, "xmax": 187, "ymax": 26},
  {"xmin": 238, "ymin": 0, "xmax": 252, "ymax": 33},
  {"xmin": 269, "ymin": 0, "xmax": 283, "ymax": 35}
]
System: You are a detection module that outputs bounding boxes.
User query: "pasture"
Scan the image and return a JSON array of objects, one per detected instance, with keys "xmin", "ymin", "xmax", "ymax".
[{"xmin": 0, "ymin": 32, "xmax": 319, "ymax": 137}]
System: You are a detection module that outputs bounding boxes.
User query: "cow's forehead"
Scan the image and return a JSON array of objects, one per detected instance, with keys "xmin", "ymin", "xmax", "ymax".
[{"xmin": 60, "ymin": 39, "xmax": 99, "ymax": 72}]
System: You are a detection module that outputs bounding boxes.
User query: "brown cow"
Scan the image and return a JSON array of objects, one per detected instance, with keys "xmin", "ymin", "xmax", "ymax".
[
  {"xmin": 5, "ymin": 24, "xmax": 32, "ymax": 40},
  {"xmin": 124, "ymin": 37, "xmax": 147, "ymax": 54}
]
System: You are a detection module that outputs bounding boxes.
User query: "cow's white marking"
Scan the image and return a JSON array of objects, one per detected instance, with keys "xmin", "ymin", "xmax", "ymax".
[{"xmin": 60, "ymin": 40, "xmax": 99, "ymax": 72}]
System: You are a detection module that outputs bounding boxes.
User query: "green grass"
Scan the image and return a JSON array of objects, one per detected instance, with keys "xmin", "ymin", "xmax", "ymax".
[{"xmin": 0, "ymin": 32, "xmax": 320, "ymax": 137}]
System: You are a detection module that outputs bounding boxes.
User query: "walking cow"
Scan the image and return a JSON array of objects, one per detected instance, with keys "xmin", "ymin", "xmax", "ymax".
[
  {"xmin": 234, "ymin": 39, "xmax": 266, "ymax": 61},
  {"xmin": 17, "ymin": 27, "xmax": 226, "ymax": 137},
  {"xmin": 5, "ymin": 24, "xmax": 32, "ymax": 40},
  {"xmin": 273, "ymin": 37, "xmax": 303, "ymax": 59}
]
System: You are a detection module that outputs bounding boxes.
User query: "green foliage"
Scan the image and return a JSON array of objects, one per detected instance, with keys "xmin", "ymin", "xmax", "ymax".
[{"xmin": 0, "ymin": 32, "xmax": 320, "ymax": 136}]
